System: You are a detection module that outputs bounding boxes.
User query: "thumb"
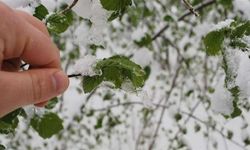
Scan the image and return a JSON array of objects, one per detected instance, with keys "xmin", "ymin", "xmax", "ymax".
[{"xmin": 0, "ymin": 69, "xmax": 69, "ymax": 116}]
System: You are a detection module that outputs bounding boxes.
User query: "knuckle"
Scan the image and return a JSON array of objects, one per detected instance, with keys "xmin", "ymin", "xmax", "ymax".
[{"xmin": 27, "ymin": 72, "xmax": 43, "ymax": 101}]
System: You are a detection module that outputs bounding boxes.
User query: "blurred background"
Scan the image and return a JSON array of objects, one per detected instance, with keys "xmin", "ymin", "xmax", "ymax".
[{"xmin": 1, "ymin": 0, "xmax": 250, "ymax": 150}]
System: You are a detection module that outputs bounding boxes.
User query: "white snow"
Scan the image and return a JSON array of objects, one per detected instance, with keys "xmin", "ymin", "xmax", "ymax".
[
  {"xmin": 0, "ymin": 0, "xmax": 35, "ymax": 14},
  {"xmin": 138, "ymin": 90, "xmax": 155, "ymax": 109},
  {"xmin": 211, "ymin": 76, "xmax": 234, "ymax": 115},
  {"xmin": 234, "ymin": 0, "xmax": 250, "ymax": 19},
  {"xmin": 132, "ymin": 48, "xmax": 152, "ymax": 68},
  {"xmin": 71, "ymin": 0, "xmax": 92, "ymax": 20},
  {"xmin": 235, "ymin": 50, "xmax": 250, "ymax": 98},
  {"xmin": 73, "ymin": 55, "xmax": 98, "ymax": 76},
  {"xmin": 121, "ymin": 79, "xmax": 135, "ymax": 92},
  {"xmin": 0, "ymin": 0, "xmax": 29, "ymax": 8},
  {"xmin": 74, "ymin": 22, "xmax": 91, "ymax": 47},
  {"xmin": 71, "ymin": 0, "xmax": 109, "ymax": 46},
  {"xmin": 210, "ymin": 19, "xmax": 234, "ymax": 31}
]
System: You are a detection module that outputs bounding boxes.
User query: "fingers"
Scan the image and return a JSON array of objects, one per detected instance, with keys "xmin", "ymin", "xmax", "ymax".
[
  {"xmin": 14, "ymin": 10, "xmax": 50, "ymax": 37},
  {"xmin": 0, "ymin": 69, "xmax": 69, "ymax": 117},
  {"xmin": 15, "ymin": 11, "xmax": 60, "ymax": 68},
  {"xmin": 0, "ymin": 3, "xmax": 60, "ymax": 69},
  {"xmin": 20, "ymin": 22, "xmax": 61, "ymax": 68},
  {"xmin": 35, "ymin": 101, "xmax": 48, "ymax": 107}
]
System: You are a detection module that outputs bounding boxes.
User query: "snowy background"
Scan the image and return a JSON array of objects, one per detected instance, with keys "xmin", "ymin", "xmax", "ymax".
[{"xmin": 1, "ymin": 0, "xmax": 250, "ymax": 150}]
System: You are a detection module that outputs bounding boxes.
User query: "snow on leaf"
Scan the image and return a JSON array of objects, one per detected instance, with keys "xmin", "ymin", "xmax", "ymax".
[
  {"xmin": 46, "ymin": 12, "xmax": 73, "ymax": 34},
  {"xmin": 73, "ymin": 55, "xmax": 98, "ymax": 76},
  {"xmin": 82, "ymin": 55, "xmax": 146, "ymax": 93}
]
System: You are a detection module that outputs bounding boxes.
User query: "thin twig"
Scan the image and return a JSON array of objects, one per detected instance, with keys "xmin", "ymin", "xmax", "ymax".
[
  {"xmin": 68, "ymin": 74, "xmax": 81, "ymax": 78},
  {"xmin": 61, "ymin": 0, "xmax": 79, "ymax": 14},
  {"xmin": 180, "ymin": 111, "xmax": 247, "ymax": 150},
  {"xmin": 20, "ymin": 63, "xmax": 28, "ymax": 69},
  {"xmin": 152, "ymin": 0, "xmax": 216, "ymax": 41},
  {"xmin": 148, "ymin": 62, "xmax": 183, "ymax": 150},
  {"xmin": 183, "ymin": 0, "xmax": 199, "ymax": 17}
]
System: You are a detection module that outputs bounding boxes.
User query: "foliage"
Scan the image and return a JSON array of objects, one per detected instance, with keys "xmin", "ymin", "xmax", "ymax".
[
  {"xmin": 1, "ymin": 0, "xmax": 250, "ymax": 150},
  {"xmin": 0, "ymin": 108, "xmax": 24, "ymax": 134},
  {"xmin": 204, "ymin": 20, "xmax": 250, "ymax": 117},
  {"xmin": 82, "ymin": 56, "xmax": 146, "ymax": 93}
]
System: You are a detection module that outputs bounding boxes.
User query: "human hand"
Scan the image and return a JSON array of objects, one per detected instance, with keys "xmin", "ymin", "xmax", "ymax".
[{"xmin": 0, "ymin": 2, "xmax": 69, "ymax": 117}]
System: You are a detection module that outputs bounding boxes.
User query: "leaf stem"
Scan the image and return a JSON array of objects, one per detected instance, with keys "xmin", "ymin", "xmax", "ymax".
[
  {"xmin": 68, "ymin": 74, "xmax": 82, "ymax": 78},
  {"xmin": 20, "ymin": 64, "xmax": 82, "ymax": 78}
]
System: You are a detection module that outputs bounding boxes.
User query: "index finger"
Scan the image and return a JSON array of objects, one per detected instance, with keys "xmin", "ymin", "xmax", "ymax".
[
  {"xmin": 21, "ymin": 22, "xmax": 61, "ymax": 68},
  {"xmin": 0, "ymin": 2, "xmax": 60, "ymax": 68}
]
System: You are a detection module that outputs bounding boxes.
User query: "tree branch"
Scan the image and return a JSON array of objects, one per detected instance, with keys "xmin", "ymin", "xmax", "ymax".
[
  {"xmin": 148, "ymin": 61, "xmax": 183, "ymax": 150},
  {"xmin": 183, "ymin": 0, "xmax": 199, "ymax": 17},
  {"xmin": 152, "ymin": 0, "xmax": 216, "ymax": 41},
  {"xmin": 61, "ymin": 0, "xmax": 79, "ymax": 14},
  {"xmin": 180, "ymin": 111, "xmax": 247, "ymax": 150}
]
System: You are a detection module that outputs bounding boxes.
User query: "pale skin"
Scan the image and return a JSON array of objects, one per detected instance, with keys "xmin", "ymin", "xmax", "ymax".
[{"xmin": 0, "ymin": 2, "xmax": 69, "ymax": 117}]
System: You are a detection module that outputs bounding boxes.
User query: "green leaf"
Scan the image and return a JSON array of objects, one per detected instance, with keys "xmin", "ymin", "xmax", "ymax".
[
  {"xmin": 218, "ymin": 0, "xmax": 233, "ymax": 9},
  {"xmin": 100, "ymin": 0, "xmax": 132, "ymax": 11},
  {"xmin": 33, "ymin": 4, "xmax": 49, "ymax": 20},
  {"xmin": 230, "ymin": 21, "xmax": 250, "ymax": 38},
  {"xmin": 230, "ymin": 39, "xmax": 248, "ymax": 49},
  {"xmin": 0, "ymin": 144, "xmax": 5, "ymax": 150},
  {"xmin": 231, "ymin": 102, "xmax": 242, "ymax": 118},
  {"xmin": 164, "ymin": 15, "xmax": 174, "ymax": 22},
  {"xmin": 102, "ymin": 67, "xmax": 124, "ymax": 87},
  {"xmin": 31, "ymin": 112, "xmax": 63, "ymax": 139},
  {"xmin": 0, "ymin": 108, "xmax": 23, "ymax": 134},
  {"xmin": 45, "ymin": 97, "xmax": 59, "ymax": 110},
  {"xmin": 46, "ymin": 13, "xmax": 73, "ymax": 34},
  {"xmin": 95, "ymin": 115, "xmax": 105, "ymax": 129},
  {"xmin": 227, "ymin": 131, "xmax": 233, "ymax": 139},
  {"xmin": 103, "ymin": 92, "xmax": 113, "ymax": 101},
  {"xmin": 82, "ymin": 56, "xmax": 146, "ymax": 93},
  {"xmin": 134, "ymin": 34, "xmax": 152, "ymax": 47},
  {"xmin": 229, "ymin": 87, "xmax": 242, "ymax": 118},
  {"xmin": 204, "ymin": 30, "xmax": 224, "ymax": 55},
  {"xmin": 185, "ymin": 90, "xmax": 194, "ymax": 97},
  {"xmin": 174, "ymin": 113, "xmax": 182, "ymax": 122},
  {"xmin": 144, "ymin": 66, "xmax": 151, "ymax": 80},
  {"xmin": 82, "ymin": 76, "xmax": 103, "ymax": 93},
  {"xmin": 96, "ymin": 56, "xmax": 146, "ymax": 87},
  {"xmin": 0, "ymin": 120, "xmax": 13, "ymax": 134},
  {"xmin": 108, "ymin": 11, "xmax": 120, "ymax": 21},
  {"xmin": 108, "ymin": 116, "xmax": 121, "ymax": 128}
]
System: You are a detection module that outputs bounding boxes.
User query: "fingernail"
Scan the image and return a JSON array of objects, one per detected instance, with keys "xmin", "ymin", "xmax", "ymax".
[{"xmin": 52, "ymin": 71, "xmax": 68, "ymax": 93}]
